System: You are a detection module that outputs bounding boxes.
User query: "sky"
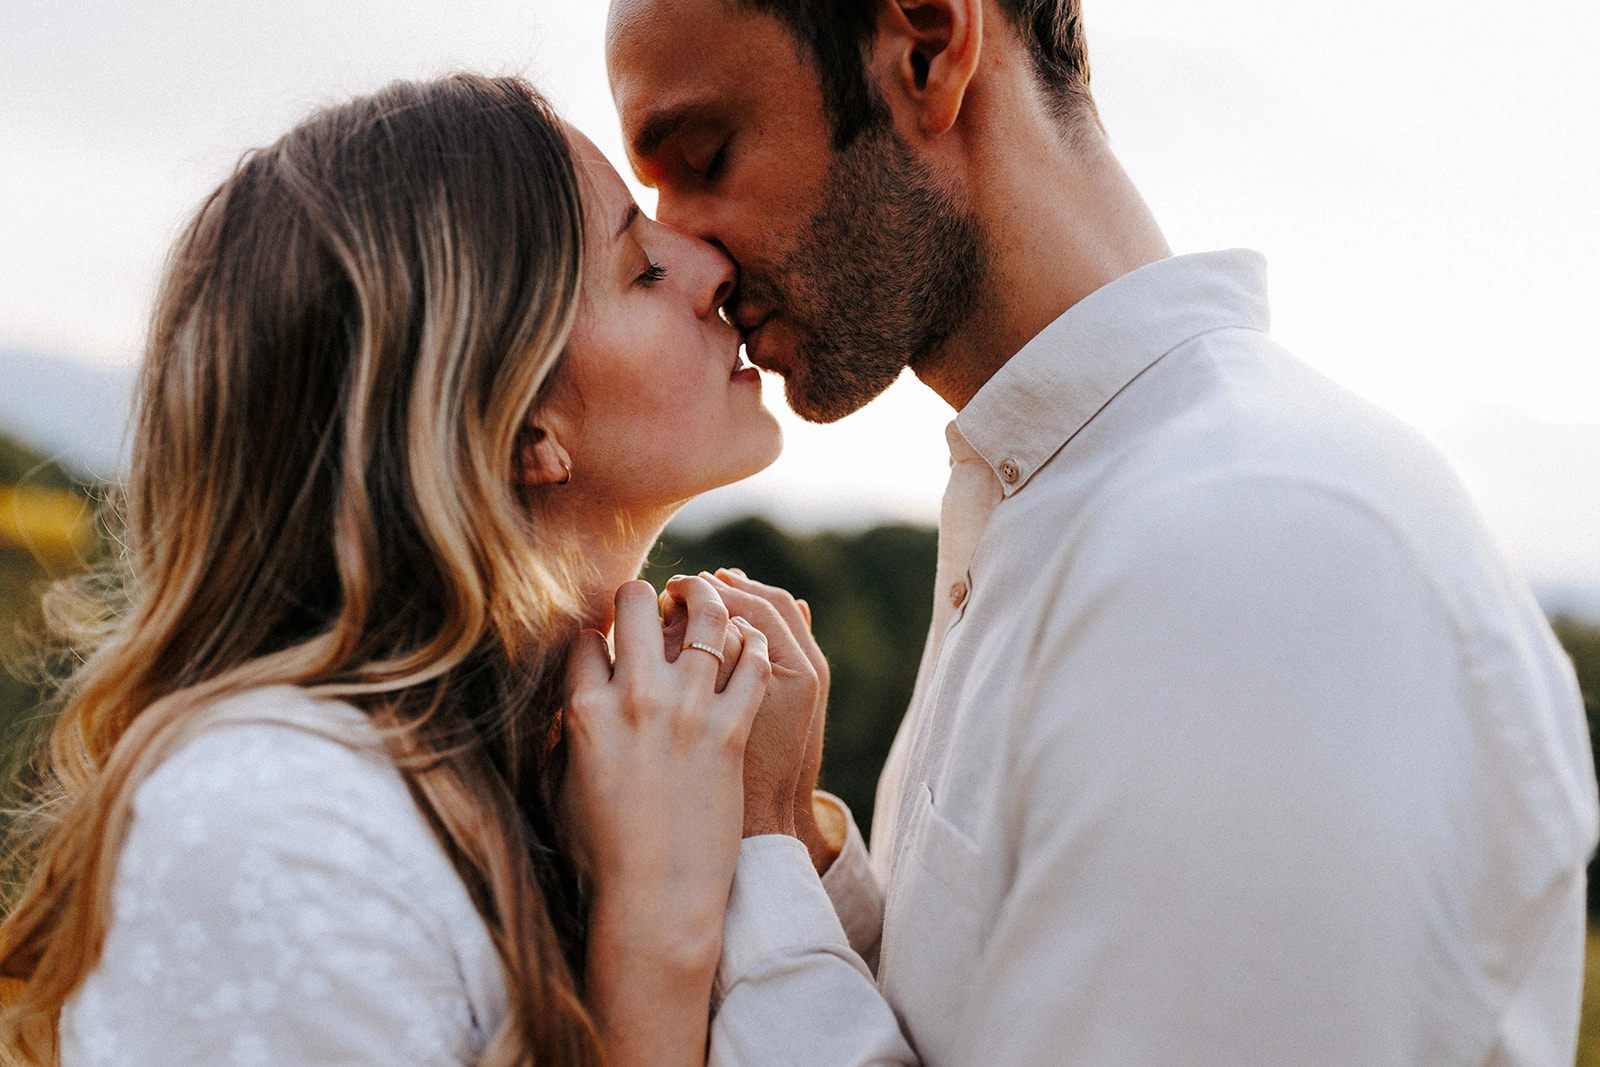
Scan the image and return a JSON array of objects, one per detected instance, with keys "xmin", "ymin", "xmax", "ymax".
[{"xmin": 1, "ymin": 0, "xmax": 1596, "ymax": 586}]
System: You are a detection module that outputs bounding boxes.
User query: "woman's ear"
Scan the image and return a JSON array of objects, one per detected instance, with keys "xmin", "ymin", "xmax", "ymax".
[
  {"xmin": 875, "ymin": 0, "xmax": 982, "ymax": 138},
  {"xmin": 516, "ymin": 424, "xmax": 573, "ymax": 488}
]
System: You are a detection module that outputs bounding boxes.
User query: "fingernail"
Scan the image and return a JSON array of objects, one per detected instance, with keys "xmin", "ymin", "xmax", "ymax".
[{"xmin": 668, "ymin": 573, "xmax": 689, "ymax": 583}]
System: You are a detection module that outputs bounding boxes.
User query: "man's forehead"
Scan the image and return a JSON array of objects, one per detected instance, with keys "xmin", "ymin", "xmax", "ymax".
[
  {"xmin": 607, "ymin": 0, "xmax": 749, "ymax": 66},
  {"xmin": 607, "ymin": 0, "xmax": 807, "ymax": 146}
]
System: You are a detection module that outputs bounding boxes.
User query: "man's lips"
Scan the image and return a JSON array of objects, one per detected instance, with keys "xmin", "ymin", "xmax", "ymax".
[{"xmin": 736, "ymin": 317, "xmax": 782, "ymax": 373}]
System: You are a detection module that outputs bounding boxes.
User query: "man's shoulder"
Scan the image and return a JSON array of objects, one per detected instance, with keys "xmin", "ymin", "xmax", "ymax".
[
  {"xmin": 1033, "ymin": 331, "xmax": 1479, "ymax": 554},
  {"xmin": 984, "ymin": 334, "xmax": 1522, "ymax": 652}
]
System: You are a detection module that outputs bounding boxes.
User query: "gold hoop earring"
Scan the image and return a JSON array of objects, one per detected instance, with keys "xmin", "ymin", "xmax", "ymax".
[{"xmin": 557, "ymin": 460, "xmax": 572, "ymax": 485}]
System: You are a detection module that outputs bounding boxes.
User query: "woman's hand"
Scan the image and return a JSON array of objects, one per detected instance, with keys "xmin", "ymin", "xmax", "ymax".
[
  {"xmin": 659, "ymin": 579, "xmax": 742, "ymax": 693},
  {"xmin": 700, "ymin": 569, "xmax": 833, "ymax": 868},
  {"xmin": 560, "ymin": 577, "xmax": 769, "ymax": 1067}
]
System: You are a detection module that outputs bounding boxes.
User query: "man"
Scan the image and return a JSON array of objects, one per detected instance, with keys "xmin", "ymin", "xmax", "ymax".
[{"xmin": 608, "ymin": 1, "xmax": 1598, "ymax": 1063}]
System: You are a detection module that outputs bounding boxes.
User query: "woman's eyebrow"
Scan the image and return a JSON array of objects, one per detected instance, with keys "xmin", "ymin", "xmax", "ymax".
[{"xmin": 615, "ymin": 202, "xmax": 641, "ymax": 242}]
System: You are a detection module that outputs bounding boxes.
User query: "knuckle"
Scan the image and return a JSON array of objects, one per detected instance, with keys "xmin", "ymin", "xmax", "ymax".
[
  {"xmin": 615, "ymin": 580, "xmax": 656, "ymax": 609},
  {"xmin": 719, "ymin": 719, "xmax": 750, "ymax": 755},
  {"xmin": 690, "ymin": 597, "xmax": 729, "ymax": 628},
  {"xmin": 669, "ymin": 701, "xmax": 712, "ymax": 743},
  {"xmin": 744, "ymin": 600, "xmax": 780, "ymax": 626},
  {"xmin": 621, "ymin": 679, "xmax": 663, "ymax": 719}
]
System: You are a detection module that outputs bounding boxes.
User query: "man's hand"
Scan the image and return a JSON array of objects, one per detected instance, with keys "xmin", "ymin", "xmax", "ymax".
[{"xmin": 701, "ymin": 569, "xmax": 832, "ymax": 865}]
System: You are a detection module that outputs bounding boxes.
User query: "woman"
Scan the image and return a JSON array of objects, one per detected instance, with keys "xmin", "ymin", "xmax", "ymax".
[{"xmin": 0, "ymin": 74, "xmax": 826, "ymax": 1066}]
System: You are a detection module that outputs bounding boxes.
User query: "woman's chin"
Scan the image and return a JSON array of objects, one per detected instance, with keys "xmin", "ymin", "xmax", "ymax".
[
  {"xmin": 613, "ymin": 421, "xmax": 783, "ymax": 520},
  {"xmin": 726, "ymin": 422, "xmax": 784, "ymax": 486}
]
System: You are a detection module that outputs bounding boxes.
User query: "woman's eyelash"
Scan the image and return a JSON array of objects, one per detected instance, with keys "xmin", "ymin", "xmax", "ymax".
[{"xmin": 639, "ymin": 261, "xmax": 668, "ymax": 286}]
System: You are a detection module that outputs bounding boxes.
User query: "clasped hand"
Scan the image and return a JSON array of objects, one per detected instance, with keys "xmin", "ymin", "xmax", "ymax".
[
  {"xmin": 556, "ymin": 572, "xmax": 830, "ymax": 1064},
  {"xmin": 561, "ymin": 571, "xmax": 829, "ymax": 888}
]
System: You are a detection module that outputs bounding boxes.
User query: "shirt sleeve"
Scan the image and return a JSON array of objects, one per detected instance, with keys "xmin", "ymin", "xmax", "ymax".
[
  {"xmin": 816, "ymin": 791, "xmax": 885, "ymax": 972},
  {"xmin": 61, "ymin": 720, "xmax": 492, "ymax": 1067},
  {"xmin": 711, "ymin": 836, "xmax": 916, "ymax": 1066},
  {"xmin": 1485, "ymin": 869, "xmax": 1587, "ymax": 1066},
  {"xmin": 943, "ymin": 473, "xmax": 1594, "ymax": 1066}
]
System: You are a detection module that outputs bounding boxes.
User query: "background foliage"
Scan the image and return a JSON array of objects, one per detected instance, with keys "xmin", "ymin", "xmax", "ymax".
[{"xmin": 0, "ymin": 432, "xmax": 93, "ymax": 833}]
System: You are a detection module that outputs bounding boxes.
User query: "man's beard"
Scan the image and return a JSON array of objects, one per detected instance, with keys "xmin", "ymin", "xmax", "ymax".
[{"xmin": 742, "ymin": 120, "xmax": 989, "ymax": 423}]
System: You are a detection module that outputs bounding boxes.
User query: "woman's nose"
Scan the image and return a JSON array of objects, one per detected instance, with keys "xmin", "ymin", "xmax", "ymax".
[{"xmin": 697, "ymin": 241, "xmax": 738, "ymax": 320}]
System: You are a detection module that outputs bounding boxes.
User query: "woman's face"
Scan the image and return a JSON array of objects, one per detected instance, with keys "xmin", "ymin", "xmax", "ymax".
[{"xmin": 539, "ymin": 129, "xmax": 781, "ymax": 518}]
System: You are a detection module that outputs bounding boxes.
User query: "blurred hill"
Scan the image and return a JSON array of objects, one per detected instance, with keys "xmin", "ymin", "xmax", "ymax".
[
  {"xmin": 1439, "ymin": 408, "xmax": 1600, "ymax": 623},
  {"xmin": 0, "ymin": 349, "xmax": 135, "ymax": 481}
]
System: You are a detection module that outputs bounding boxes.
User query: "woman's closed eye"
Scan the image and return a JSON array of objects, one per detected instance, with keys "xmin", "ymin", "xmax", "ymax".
[{"xmin": 637, "ymin": 259, "xmax": 668, "ymax": 287}]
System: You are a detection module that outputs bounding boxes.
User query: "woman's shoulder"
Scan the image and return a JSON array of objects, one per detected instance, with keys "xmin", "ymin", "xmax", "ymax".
[
  {"xmin": 131, "ymin": 686, "xmax": 434, "ymax": 872},
  {"xmin": 125, "ymin": 684, "xmax": 488, "ymax": 949},
  {"xmin": 137, "ymin": 684, "xmax": 397, "ymax": 827},
  {"xmin": 66, "ymin": 685, "xmax": 508, "ymax": 1066}
]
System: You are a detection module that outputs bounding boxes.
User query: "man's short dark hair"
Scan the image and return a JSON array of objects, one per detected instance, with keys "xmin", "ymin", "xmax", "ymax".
[{"xmin": 737, "ymin": 0, "xmax": 1097, "ymax": 150}]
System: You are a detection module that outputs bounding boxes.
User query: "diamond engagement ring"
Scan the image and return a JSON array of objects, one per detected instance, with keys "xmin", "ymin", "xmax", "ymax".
[{"xmin": 681, "ymin": 641, "xmax": 726, "ymax": 667}]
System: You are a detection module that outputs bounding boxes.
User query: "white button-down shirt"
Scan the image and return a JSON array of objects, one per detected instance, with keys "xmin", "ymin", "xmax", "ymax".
[{"xmin": 711, "ymin": 250, "xmax": 1598, "ymax": 1066}]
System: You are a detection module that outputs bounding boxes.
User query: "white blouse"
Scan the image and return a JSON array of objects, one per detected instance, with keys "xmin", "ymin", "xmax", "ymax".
[{"xmin": 61, "ymin": 686, "xmax": 509, "ymax": 1066}]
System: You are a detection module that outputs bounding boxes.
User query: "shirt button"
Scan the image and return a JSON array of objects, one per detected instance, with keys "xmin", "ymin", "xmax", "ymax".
[
  {"xmin": 999, "ymin": 459, "xmax": 1020, "ymax": 484},
  {"xmin": 949, "ymin": 581, "xmax": 968, "ymax": 608}
]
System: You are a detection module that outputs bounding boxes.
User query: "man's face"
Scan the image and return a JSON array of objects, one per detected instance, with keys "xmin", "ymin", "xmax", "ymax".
[{"xmin": 608, "ymin": 0, "xmax": 985, "ymax": 422}]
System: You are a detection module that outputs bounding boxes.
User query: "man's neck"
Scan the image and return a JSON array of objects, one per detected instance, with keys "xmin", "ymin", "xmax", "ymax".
[{"xmin": 914, "ymin": 116, "xmax": 1171, "ymax": 411}]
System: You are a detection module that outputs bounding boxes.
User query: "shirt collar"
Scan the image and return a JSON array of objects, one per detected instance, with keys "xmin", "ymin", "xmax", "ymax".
[{"xmin": 954, "ymin": 249, "xmax": 1271, "ymax": 496}]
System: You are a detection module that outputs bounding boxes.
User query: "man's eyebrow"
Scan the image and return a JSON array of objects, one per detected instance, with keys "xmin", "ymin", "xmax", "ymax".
[{"xmin": 616, "ymin": 202, "xmax": 641, "ymax": 242}]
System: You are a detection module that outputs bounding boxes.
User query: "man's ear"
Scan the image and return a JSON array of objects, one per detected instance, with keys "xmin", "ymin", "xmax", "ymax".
[
  {"xmin": 875, "ymin": 0, "xmax": 982, "ymax": 138},
  {"xmin": 516, "ymin": 424, "xmax": 573, "ymax": 489}
]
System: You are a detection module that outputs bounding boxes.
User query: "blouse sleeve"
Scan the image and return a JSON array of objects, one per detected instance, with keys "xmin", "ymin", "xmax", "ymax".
[{"xmin": 61, "ymin": 713, "xmax": 501, "ymax": 1067}]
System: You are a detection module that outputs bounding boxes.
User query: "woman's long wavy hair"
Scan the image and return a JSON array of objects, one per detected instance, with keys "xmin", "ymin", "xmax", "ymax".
[{"xmin": 0, "ymin": 74, "xmax": 603, "ymax": 1065}]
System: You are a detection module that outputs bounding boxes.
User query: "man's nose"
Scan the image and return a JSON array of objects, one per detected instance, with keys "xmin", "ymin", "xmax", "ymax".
[{"xmin": 655, "ymin": 188, "xmax": 719, "ymax": 248}]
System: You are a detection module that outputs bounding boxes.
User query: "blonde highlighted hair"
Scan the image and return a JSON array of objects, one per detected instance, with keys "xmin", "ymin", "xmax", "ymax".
[{"xmin": 0, "ymin": 74, "xmax": 603, "ymax": 1064}]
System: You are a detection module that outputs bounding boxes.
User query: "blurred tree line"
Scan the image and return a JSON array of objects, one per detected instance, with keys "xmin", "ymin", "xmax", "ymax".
[{"xmin": 2, "ymin": 427, "xmax": 1600, "ymax": 900}]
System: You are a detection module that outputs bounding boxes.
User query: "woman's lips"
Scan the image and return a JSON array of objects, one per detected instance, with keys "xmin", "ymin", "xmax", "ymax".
[
  {"xmin": 731, "ymin": 362, "xmax": 762, "ymax": 385},
  {"xmin": 730, "ymin": 340, "xmax": 761, "ymax": 384}
]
